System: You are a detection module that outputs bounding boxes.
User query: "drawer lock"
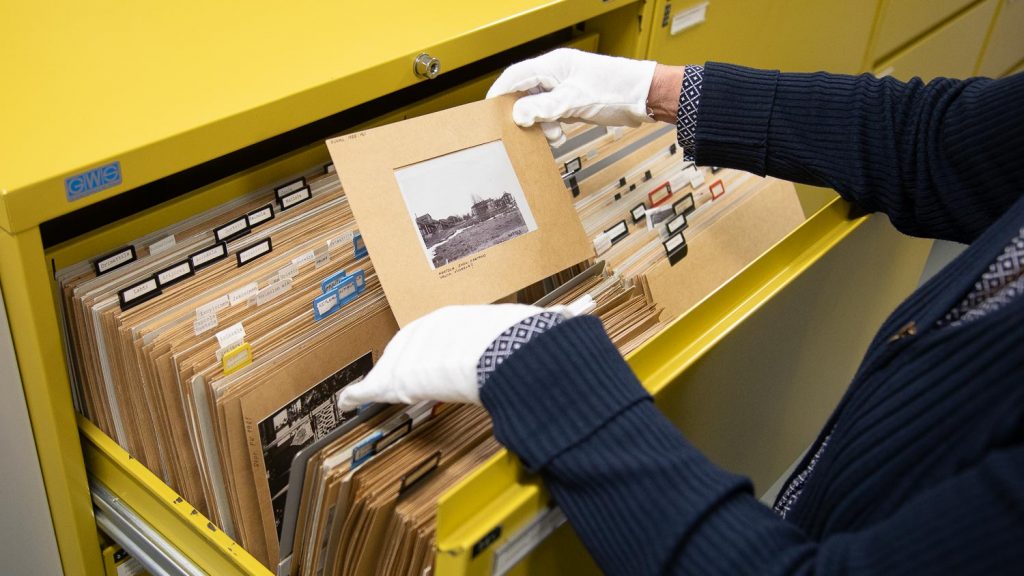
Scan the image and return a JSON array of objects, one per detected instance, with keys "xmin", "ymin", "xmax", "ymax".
[{"xmin": 413, "ymin": 53, "xmax": 441, "ymax": 79}]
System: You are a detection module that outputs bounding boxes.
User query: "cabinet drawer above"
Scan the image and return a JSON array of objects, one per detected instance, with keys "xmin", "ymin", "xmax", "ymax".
[{"xmin": 0, "ymin": 0, "xmax": 635, "ymax": 234}]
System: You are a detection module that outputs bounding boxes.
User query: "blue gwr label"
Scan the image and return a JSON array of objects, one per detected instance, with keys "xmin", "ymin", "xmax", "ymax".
[{"xmin": 65, "ymin": 161, "xmax": 122, "ymax": 201}]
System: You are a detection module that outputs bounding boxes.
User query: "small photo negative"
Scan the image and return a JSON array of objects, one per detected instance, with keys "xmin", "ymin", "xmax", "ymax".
[{"xmin": 395, "ymin": 140, "xmax": 538, "ymax": 269}]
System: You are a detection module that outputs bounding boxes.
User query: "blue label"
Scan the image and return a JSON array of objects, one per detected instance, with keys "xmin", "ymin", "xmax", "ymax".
[
  {"xmin": 320, "ymin": 269, "xmax": 347, "ymax": 294},
  {"xmin": 353, "ymin": 232, "xmax": 368, "ymax": 259},
  {"xmin": 66, "ymin": 161, "xmax": 122, "ymax": 201},
  {"xmin": 312, "ymin": 270, "xmax": 365, "ymax": 321},
  {"xmin": 351, "ymin": 431, "xmax": 383, "ymax": 468}
]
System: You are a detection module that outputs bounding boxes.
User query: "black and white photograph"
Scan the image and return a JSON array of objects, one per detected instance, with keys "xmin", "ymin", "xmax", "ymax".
[
  {"xmin": 256, "ymin": 353, "xmax": 373, "ymax": 536},
  {"xmin": 394, "ymin": 140, "xmax": 539, "ymax": 269}
]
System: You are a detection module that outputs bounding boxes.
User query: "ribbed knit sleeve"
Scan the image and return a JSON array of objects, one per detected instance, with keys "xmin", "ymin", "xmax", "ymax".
[
  {"xmin": 695, "ymin": 63, "xmax": 1024, "ymax": 243},
  {"xmin": 480, "ymin": 315, "xmax": 650, "ymax": 471},
  {"xmin": 481, "ymin": 317, "xmax": 1024, "ymax": 575}
]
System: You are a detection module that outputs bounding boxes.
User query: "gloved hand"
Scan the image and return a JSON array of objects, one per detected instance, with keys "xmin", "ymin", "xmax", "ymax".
[
  {"xmin": 337, "ymin": 298, "xmax": 595, "ymax": 410},
  {"xmin": 487, "ymin": 48, "xmax": 658, "ymax": 147}
]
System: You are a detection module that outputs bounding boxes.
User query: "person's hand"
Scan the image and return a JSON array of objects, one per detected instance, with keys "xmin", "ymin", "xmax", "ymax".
[
  {"xmin": 336, "ymin": 298, "xmax": 594, "ymax": 410},
  {"xmin": 487, "ymin": 48, "xmax": 659, "ymax": 146}
]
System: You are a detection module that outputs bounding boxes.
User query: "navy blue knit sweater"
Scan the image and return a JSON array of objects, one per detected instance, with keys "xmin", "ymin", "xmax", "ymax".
[{"xmin": 481, "ymin": 64, "xmax": 1024, "ymax": 574}]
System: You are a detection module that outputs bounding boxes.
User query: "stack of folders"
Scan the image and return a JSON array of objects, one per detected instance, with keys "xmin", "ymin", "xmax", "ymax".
[
  {"xmin": 58, "ymin": 120, "xmax": 796, "ymax": 574},
  {"xmin": 551, "ymin": 120, "xmax": 801, "ymax": 326}
]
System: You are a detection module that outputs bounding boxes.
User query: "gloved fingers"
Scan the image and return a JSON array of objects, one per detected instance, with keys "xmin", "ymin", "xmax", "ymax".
[
  {"xmin": 540, "ymin": 122, "xmax": 566, "ymax": 147},
  {"xmin": 337, "ymin": 371, "xmax": 399, "ymax": 411},
  {"xmin": 511, "ymin": 84, "xmax": 577, "ymax": 126},
  {"xmin": 487, "ymin": 70, "xmax": 563, "ymax": 99},
  {"xmin": 487, "ymin": 47, "xmax": 572, "ymax": 97}
]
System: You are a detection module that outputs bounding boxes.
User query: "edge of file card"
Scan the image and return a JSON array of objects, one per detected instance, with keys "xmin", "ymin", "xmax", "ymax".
[{"xmin": 57, "ymin": 120, "xmax": 803, "ymax": 574}]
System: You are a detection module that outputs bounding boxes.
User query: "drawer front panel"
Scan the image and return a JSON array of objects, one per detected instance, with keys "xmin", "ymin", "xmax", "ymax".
[
  {"xmin": 977, "ymin": 0, "xmax": 1024, "ymax": 77},
  {"xmin": 872, "ymin": 0, "xmax": 979, "ymax": 62},
  {"xmin": 1, "ymin": 0, "xmax": 633, "ymax": 233},
  {"xmin": 876, "ymin": 0, "xmax": 998, "ymax": 80},
  {"xmin": 645, "ymin": 0, "xmax": 877, "ymax": 73}
]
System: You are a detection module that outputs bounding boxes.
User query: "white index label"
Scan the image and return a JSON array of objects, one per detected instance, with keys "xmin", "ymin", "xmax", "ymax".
[
  {"xmin": 314, "ymin": 250, "xmax": 331, "ymax": 268},
  {"xmin": 236, "ymin": 239, "xmax": 272, "ymax": 266},
  {"xmin": 292, "ymin": 250, "xmax": 316, "ymax": 268},
  {"xmin": 246, "ymin": 205, "xmax": 274, "ymax": 227},
  {"xmin": 274, "ymin": 178, "xmax": 306, "ymax": 198},
  {"xmin": 255, "ymin": 277, "xmax": 292, "ymax": 306},
  {"xmin": 147, "ymin": 235, "xmax": 177, "ymax": 256},
  {"xmin": 215, "ymin": 322, "xmax": 246, "ymax": 350},
  {"xmin": 190, "ymin": 243, "xmax": 227, "ymax": 269},
  {"xmin": 328, "ymin": 232, "xmax": 354, "ymax": 251},
  {"xmin": 119, "ymin": 278, "xmax": 158, "ymax": 304},
  {"xmin": 193, "ymin": 314, "xmax": 218, "ymax": 335},
  {"xmin": 671, "ymin": 2, "xmax": 709, "ymax": 35},
  {"xmin": 667, "ymin": 214, "xmax": 687, "ymax": 234},
  {"xmin": 277, "ymin": 263, "xmax": 298, "ymax": 280},
  {"xmin": 228, "ymin": 282, "xmax": 259, "ymax": 306},
  {"xmin": 316, "ymin": 293, "xmax": 339, "ymax": 316},
  {"xmin": 689, "ymin": 171, "xmax": 706, "ymax": 189},
  {"xmin": 605, "ymin": 221, "xmax": 628, "ymax": 243},
  {"xmin": 95, "ymin": 247, "xmax": 136, "ymax": 275},
  {"xmin": 280, "ymin": 186, "xmax": 311, "ymax": 209},
  {"xmin": 665, "ymin": 232, "xmax": 685, "ymax": 252},
  {"xmin": 156, "ymin": 261, "xmax": 192, "ymax": 287},
  {"xmin": 195, "ymin": 295, "xmax": 229, "ymax": 319},
  {"xmin": 214, "ymin": 217, "xmax": 249, "ymax": 242}
]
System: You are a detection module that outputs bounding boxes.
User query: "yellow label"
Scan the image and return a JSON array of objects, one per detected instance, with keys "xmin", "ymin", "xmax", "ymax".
[{"xmin": 222, "ymin": 342, "xmax": 253, "ymax": 375}]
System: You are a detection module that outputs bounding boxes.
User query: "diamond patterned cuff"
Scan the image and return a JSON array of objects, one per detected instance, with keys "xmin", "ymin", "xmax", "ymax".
[
  {"xmin": 476, "ymin": 311, "xmax": 566, "ymax": 387},
  {"xmin": 677, "ymin": 64, "xmax": 704, "ymax": 162}
]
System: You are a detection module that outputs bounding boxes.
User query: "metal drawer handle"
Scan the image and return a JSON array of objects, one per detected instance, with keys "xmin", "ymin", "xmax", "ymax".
[{"xmin": 413, "ymin": 53, "xmax": 441, "ymax": 79}]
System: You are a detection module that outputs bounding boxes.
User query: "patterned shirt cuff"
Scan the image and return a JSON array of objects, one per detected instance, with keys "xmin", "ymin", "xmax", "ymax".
[
  {"xmin": 476, "ymin": 311, "xmax": 566, "ymax": 387},
  {"xmin": 676, "ymin": 64, "xmax": 704, "ymax": 162}
]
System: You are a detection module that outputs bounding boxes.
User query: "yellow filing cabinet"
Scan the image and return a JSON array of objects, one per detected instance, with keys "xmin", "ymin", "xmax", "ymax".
[
  {"xmin": 644, "ymin": 0, "xmax": 879, "ymax": 73},
  {"xmin": 977, "ymin": 0, "xmax": 1024, "ymax": 77},
  {"xmin": 0, "ymin": 1, "xmax": 1006, "ymax": 575},
  {"xmin": 874, "ymin": 0, "xmax": 999, "ymax": 79},
  {"xmin": 870, "ymin": 0, "xmax": 980, "ymax": 62}
]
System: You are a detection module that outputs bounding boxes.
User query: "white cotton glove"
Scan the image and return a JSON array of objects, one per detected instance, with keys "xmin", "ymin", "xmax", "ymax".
[
  {"xmin": 486, "ymin": 48, "xmax": 658, "ymax": 147},
  {"xmin": 337, "ymin": 297, "xmax": 595, "ymax": 410}
]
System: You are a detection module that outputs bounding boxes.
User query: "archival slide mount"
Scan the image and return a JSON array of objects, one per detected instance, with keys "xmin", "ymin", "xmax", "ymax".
[{"xmin": 327, "ymin": 95, "xmax": 593, "ymax": 326}]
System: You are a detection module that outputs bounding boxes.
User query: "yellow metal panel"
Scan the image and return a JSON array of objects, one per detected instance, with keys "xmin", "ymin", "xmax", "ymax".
[
  {"xmin": 976, "ymin": 0, "xmax": 1024, "ymax": 77},
  {"xmin": 0, "ymin": 0, "xmax": 631, "ymax": 233},
  {"xmin": 876, "ymin": 0, "xmax": 999, "ymax": 80},
  {"xmin": 870, "ymin": 0, "xmax": 980, "ymax": 63},
  {"xmin": 581, "ymin": 1, "xmax": 658, "ymax": 59},
  {"xmin": 82, "ymin": 417, "xmax": 272, "ymax": 575},
  {"xmin": 0, "ymin": 227, "xmax": 103, "ymax": 575},
  {"xmin": 655, "ymin": 216, "xmax": 932, "ymax": 491},
  {"xmin": 644, "ymin": 0, "xmax": 878, "ymax": 73}
]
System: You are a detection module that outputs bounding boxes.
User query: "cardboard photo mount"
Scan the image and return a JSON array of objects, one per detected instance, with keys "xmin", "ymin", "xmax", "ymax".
[{"xmin": 327, "ymin": 94, "xmax": 592, "ymax": 326}]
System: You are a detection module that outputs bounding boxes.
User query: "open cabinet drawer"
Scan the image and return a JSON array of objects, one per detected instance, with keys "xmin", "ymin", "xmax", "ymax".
[
  {"xmin": 2, "ymin": 2, "xmax": 640, "ymax": 573},
  {"xmin": 74, "ymin": 130, "xmax": 931, "ymax": 576}
]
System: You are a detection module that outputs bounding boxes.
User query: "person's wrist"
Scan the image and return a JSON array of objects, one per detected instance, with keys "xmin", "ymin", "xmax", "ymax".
[{"xmin": 646, "ymin": 64, "xmax": 685, "ymax": 123}]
